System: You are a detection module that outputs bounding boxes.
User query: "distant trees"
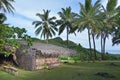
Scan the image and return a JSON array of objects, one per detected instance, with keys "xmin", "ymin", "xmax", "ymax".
[{"xmin": 32, "ymin": 9, "xmax": 58, "ymax": 43}]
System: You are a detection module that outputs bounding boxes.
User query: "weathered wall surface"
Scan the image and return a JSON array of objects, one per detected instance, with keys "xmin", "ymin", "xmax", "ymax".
[
  {"xmin": 16, "ymin": 45, "xmax": 36, "ymax": 70},
  {"xmin": 31, "ymin": 42, "xmax": 77, "ymax": 56},
  {"xmin": 16, "ymin": 42, "xmax": 76, "ymax": 70}
]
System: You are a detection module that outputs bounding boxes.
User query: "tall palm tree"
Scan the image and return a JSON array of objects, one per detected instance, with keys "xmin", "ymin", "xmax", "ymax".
[
  {"xmin": 32, "ymin": 9, "xmax": 58, "ymax": 43},
  {"xmin": 57, "ymin": 7, "xmax": 77, "ymax": 47},
  {"xmin": 100, "ymin": 0, "xmax": 120, "ymax": 60},
  {"xmin": 74, "ymin": 0, "xmax": 102, "ymax": 60},
  {"xmin": 0, "ymin": 0, "xmax": 15, "ymax": 13}
]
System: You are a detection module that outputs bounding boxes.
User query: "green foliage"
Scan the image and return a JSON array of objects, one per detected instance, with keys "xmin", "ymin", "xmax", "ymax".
[
  {"xmin": 107, "ymin": 0, "xmax": 117, "ymax": 13},
  {"xmin": 22, "ymin": 35, "xmax": 33, "ymax": 46},
  {"xmin": 104, "ymin": 53, "xmax": 120, "ymax": 60},
  {"xmin": 59, "ymin": 55, "xmax": 68, "ymax": 60},
  {"xmin": 0, "ymin": 25, "xmax": 32, "ymax": 57},
  {"xmin": 59, "ymin": 55, "xmax": 79, "ymax": 63},
  {"xmin": 4, "ymin": 51, "xmax": 10, "ymax": 57},
  {"xmin": 42, "ymin": 64, "xmax": 48, "ymax": 69},
  {"xmin": 22, "ymin": 49, "xmax": 28, "ymax": 54}
]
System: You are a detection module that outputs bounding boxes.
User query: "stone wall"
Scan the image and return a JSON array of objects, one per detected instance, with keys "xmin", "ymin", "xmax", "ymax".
[
  {"xmin": 16, "ymin": 43, "xmax": 76, "ymax": 70},
  {"xmin": 16, "ymin": 45, "xmax": 36, "ymax": 70},
  {"xmin": 16, "ymin": 44, "xmax": 60, "ymax": 70}
]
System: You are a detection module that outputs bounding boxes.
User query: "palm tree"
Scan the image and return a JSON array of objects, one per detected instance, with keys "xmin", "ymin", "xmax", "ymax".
[
  {"xmin": 0, "ymin": 0, "xmax": 15, "ymax": 13},
  {"xmin": 74, "ymin": 0, "xmax": 102, "ymax": 61},
  {"xmin": 57, "ymin": 7, "xmax": 77, "ymax": 47},
  {"xmin": 32, "ymin": 9, "xmax": 58, "ymax": 43},
  {"xmin": 100, "ymin": 0, "xmax": 120, "ymax": 60}
]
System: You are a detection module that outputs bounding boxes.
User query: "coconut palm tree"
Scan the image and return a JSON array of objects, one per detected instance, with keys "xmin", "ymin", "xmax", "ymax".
[
  {"xmin": 100, "ymin": 0, "xmax": 120, "ymax": 60},
  {"xmin": 32, "ymin": 9, "xmax": 58, "ymax": 43},
  {"xmin": 74, "ymin": 0, "xmax": 102, "ymax": 60},
  {"xmin": 0, "ymin": 0, "xmax": 15, "ymax": 13},
  {"xmin": 57, "ymin": 7, "xmax": 77, "ymax": 47}
]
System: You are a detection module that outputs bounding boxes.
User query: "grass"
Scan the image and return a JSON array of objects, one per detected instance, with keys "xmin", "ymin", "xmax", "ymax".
[{"xmin": 0, "ymin": 61, "xmax": 120, "ymax": 80}]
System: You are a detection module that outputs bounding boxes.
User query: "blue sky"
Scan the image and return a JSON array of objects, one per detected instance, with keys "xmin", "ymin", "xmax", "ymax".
[{"xmin": 5, "ymin": 0, "xmax": 120, "ymax": 54}]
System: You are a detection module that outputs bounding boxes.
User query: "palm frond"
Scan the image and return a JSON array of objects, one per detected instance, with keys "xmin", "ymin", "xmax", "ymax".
[
  {"xmin": 35, "ymin": 27, "xmax": 42, "ymax": 36},
  {"xmin": 0, "ymin": 0, "xmax": 15, "ymax": 13},
  {"xmin": 79, "ymin": 3, "xmax": 86, "ymax": 17},
  {"xmin": 107, "ymin": 0, "xmax": 117, "ymax": 12},
  {"xmin": 49, "ymin": 16, "xmax": 56, "ymax": 21},
  {"xmin": 85, "ymin": 0, "xmax": 92, "ymax": 12},
  {"xmin": 58, "ymin": 24, "xmax": 66, "ymax": 35},
  {"xmin": 32, "ymin": 21, "xmax": 42, "ymax": 28},
  {"xmin": 50, "ymin": 28, "xmax": 56, "ymax": 36}
]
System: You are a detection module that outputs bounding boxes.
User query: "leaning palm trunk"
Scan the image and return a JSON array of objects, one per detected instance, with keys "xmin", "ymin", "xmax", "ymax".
[
  {"xmin": 88, "ymin": 29, "xmax": 92, "ymax": 61},
  {"xmin": 92, "ymin": 33, "xmax": 97, "ymax": 60}
]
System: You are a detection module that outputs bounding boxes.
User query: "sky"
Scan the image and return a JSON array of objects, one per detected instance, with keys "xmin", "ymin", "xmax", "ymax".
[{"xmin": 5, "ymin": 0, "xmax": 120, "ymax": 54}]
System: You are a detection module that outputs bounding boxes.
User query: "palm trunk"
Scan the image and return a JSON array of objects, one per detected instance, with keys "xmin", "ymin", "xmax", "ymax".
[
  {"xmin": 66, "ymin": 26, "xmax": 69, "ymax": 48},
  {"xmin": 88, "ymin": 29, "xmax": 92, "ymax": 61},
  {"xmin": 101, "ymin": 33, "xmax": 103, "ymax": 60},
  {"xmin": 103, "ymin": 35, "xmax": 106, "ymax": 60},
  {"xmin": 92, "ymin": 33, "xmax": 97, "ymax": 60},
  {"xmin": 46, "ymin": 33, "xmax": 49, "ymax": 44}
]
